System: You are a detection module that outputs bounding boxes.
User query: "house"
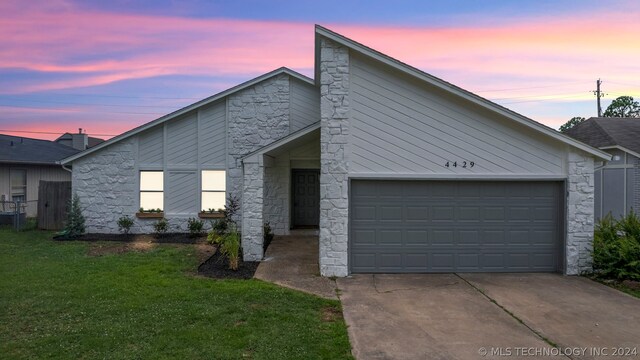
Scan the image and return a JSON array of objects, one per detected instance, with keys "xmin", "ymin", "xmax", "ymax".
[
  {"xmin": 564, "ymin": 117, "xmax": 640, "ymax": 220},
  {"xmin": 0, "ymin": 134, "xmax": 81, "ymax": 216},
  {"xmin": 60, "ymin": 26, "xmax": 610, "ymax": 277},
  {"xmin": 55, "ymin": 129, "xmax": 105, "ymax": 150}
]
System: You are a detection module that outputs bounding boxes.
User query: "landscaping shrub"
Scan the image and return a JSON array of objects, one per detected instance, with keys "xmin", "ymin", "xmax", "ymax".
[
  {"xmin": 593, "ymin": 211, "xmax": 640, "ymax": 280},
  {"xmin": 58, "ymin": 194, "xmax": 85, "ymax": 239},
  {"xmin": 187, "ymin": 217, "xmax": 204, "ymax": 237},
  {"xmin": 153, "ymin": 218, "xmax": 169, "ymax": 237},
  {"xmin": 220, "ymin": 224, "xmax": 241, "ymax": 270},
  {"xmin": 117, "ymin": 215, "xmax": 134, "ymax": 235}
]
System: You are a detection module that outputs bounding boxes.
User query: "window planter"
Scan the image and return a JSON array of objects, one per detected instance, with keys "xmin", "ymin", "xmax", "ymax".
[
  {"xmin": 198, "ymin": 212, "xmax": 224, "ymax": 219},
  {"xmin": 136, "ymin": 212, "xmax": 164, "ymax": 219}
]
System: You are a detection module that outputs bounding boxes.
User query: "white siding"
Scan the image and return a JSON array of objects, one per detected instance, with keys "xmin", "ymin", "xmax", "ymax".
[
  {"xmin": 166, "ymin": 170, "xmax": 198, "ymax": 215},
  {"xmin": 349, "ymin": 53, "xmax": 565, "ymax": 177},
  {"xmin": 199, "ymin": 101, "xmax": 226, "ymax": 166},
  {"xmin": 166, "ymin": 112, "xmax": 198, "ymax": 166},
  {"xmin": 138, "ymin": 126, "xmax": 163, "ymax": 165},
  {"xmin": 290, "ymin": 78, "xmax": 320, "ymax": 133}
]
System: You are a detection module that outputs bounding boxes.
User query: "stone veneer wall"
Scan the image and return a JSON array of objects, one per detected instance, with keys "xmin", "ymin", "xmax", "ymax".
[
  {"xmin": 227, "ymin": 74, "xmax": 290, "ymax": 229},
  {"xmin": 264, "ymin": 154, "xmax": 290, "ymax": 235},
  {"xmin": 242, "ymin": 158, "xmax": 264, "ymax": 260},
  {"xmin": 566, "ymin": 150, "xmax": 595, "ymax": 275},
  {"xmin": 319, "ymin": 38, "xmax": 350, "ymax": 277}
]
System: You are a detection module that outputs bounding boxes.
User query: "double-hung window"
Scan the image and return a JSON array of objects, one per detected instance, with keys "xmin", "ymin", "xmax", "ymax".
[
  {"xmin": 201, "ymin": 170, "xmax": 225, "ymax": 211},
  {"xmin": 140, "ymin": 171, "xmax": 163, "ymax": 211},
  {"xmin": 10, "ymin": 169, "xmax": 26, "ymax": 203}
]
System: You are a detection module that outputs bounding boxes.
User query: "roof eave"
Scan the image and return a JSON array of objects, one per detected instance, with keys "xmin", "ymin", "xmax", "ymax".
[
  {"xmin": 314, "ymin": 25, "xmax": 611, "ymax": 161},
  {"xmin": 61, "ymin": 67, "xmax": 315, "ymax": 165}
]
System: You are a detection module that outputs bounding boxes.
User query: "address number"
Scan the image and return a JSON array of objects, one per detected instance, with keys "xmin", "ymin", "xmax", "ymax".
[{"xmin": 445, "ymin": 161, "xmax": 475, "ymax": 168}]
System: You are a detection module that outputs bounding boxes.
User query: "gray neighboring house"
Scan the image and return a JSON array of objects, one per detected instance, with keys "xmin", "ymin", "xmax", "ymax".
[
  {"xmin": 564, "ymin": 117, "xmax": 640, "ymax": 220},
  {"xmin": 61, "ymin": 26, "xmax": 610, "ymax": 276},
  {"xmin": 0, "ymin": 134, "xmax": 81, "ymax": 216}
]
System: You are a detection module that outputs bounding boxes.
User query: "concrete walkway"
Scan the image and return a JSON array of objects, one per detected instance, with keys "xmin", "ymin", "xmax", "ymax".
[
  {"xmin": 254, "ymin": 233, "xmax": 338, "ymax": 300},
  {"xmin": 337, "ymin": 274, "xmax": 640, "ymax": 360}
]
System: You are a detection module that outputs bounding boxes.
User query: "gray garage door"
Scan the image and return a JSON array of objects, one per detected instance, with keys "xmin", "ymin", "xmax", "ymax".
[{"xmin": 350, "ymin": 180, "xmax": 563, "ymax": 273}]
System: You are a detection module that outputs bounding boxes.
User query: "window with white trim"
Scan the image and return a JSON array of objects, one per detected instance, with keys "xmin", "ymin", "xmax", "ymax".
[
  {"xmin": 10, "ymin": 169, "xmax": 26, "ymax": 203},
  {"xmin": 140, "ymin": 171, "xmax": 163, "ymax": 211},
  {"xmin": 201, "ymin": 170, "xmax": 226, "ymax": 211}
]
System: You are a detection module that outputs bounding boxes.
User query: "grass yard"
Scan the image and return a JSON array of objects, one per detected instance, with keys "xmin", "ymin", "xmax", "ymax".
[{"xmin": 0, "ymin": 229, "xmax": 353, "ymax": 359}]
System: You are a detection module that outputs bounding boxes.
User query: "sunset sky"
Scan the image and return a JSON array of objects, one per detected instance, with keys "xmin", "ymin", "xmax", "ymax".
[{"xmin": 1, "ymin": 0, "xmax": 639, "ymax": 140}]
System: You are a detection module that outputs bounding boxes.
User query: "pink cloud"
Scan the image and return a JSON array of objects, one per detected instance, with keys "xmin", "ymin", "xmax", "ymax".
[{"xmin": 1, "ymin": 0, "xmax": 639, "ymax": 138}]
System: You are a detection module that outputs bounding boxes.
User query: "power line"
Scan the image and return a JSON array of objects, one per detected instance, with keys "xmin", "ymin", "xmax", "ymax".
[
  {"xmin": 475, "ymin": 81, "xmax": 590, "ymax": 93},
  {"xmin": 0, "ymin": 129, "xmax": 118, "ymax": 136},
  {"xmin": 0, "ymin": 96, "xmax": 183, "ymax": 109},
  {"xmin": 22, "ymin": 92, "xmax": 203, "ymax": 101},
  {"xmin": 499, "ymin": 94, "xmax": 589, "ymax": 105},
  {"xmin": 0, "ymin": 104, "xmax": 164, "ymax": 115},
  {"xmin": 490, "ymin": 91, "xmax": 589, "ymax": 101}
]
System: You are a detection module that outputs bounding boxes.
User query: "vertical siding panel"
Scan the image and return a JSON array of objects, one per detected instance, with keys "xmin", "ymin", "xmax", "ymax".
[
  {"xmin": 199, "ymin": 101, "xmax": 227, "ymax": 165},
  {"xmin": 138, "ymin": 127, "xmax": 164, "ymax": 165},
  {"xmin": 166, "ymin": 171, "xmax": 198, "ymax": 215},
  {"xmin": 290, "ymin": 78, "xmax": 320, "ymax": 132},
  {"xmin": 166, "ymin": 112, "xmax": 198, "ymax": 165}
]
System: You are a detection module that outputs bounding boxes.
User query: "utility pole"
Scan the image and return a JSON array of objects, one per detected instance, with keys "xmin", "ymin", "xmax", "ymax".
[{"xmin": 593, "ymin": 79, "xmax": 604, "ymax": 117}]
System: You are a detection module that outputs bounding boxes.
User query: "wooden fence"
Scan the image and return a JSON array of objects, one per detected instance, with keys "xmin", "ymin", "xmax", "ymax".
[{"xmin": 37, "ymin": 181, "xmax": 71, "ymax": 230}]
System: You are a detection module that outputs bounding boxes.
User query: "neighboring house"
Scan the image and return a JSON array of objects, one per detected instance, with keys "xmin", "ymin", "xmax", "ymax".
[
  {"xmin": 0, "ymin": 134, "xmax": 80, "ymax": 216},
  {"xmin": 55, "ymin": 129, "xmax": 105, "ymax": 150},
  {"xmin": 564, "ymin": 117, "xmax": 640, "ymax": 220},
  {"xmin": 61, "ymin": 26, "xmax": 610, "ymax": 277}
]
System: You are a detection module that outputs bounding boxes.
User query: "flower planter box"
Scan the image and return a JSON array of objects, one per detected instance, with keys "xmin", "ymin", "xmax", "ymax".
[
  {"xmin": 198, "ymin": 212, "xmax": 224, "ymax": 219},
  {"xmin": 136, "ymin": 212, "xmax": 164, "ymax": 219}
]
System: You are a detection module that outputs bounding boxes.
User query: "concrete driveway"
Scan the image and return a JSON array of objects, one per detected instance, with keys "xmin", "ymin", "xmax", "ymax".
[{"xmin": 337, "ymin": 274, "xmax": 640, "ymax": 360}]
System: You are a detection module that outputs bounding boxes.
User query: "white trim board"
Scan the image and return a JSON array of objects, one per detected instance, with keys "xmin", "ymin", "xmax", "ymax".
[
  {"xmin": 60, "ymin": 67, "xmax": 314, "ymax": 164},
  {"xmin": 314, "ymin": 25, "xmax": 610, "ymax": 161}
]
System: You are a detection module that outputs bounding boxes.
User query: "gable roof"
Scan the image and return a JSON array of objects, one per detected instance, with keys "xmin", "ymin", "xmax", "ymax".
[
  {"xmin": 0, "ymin": 134, "xmax": 80, "ymax": 165},
  {"xmin": 564, "ymin": 117, "xmax": 640, "ymax": 157},
  {"xmin": 314, "ymin": 25, "xmax": 610, "ymax": 161},
  {"xmin": 61, "ymin": 67, "xmax": 314, "ymax": 164}
]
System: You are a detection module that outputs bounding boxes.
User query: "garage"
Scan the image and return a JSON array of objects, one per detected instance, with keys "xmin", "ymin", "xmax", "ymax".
[{"xmin": 350, "ymin": 180, "xmax": 564, "ymax": 273}]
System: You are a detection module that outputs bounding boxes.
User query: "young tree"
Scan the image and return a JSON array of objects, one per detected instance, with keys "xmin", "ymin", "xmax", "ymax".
[
  {"xmin": 603, "ymin": 96, "xmax": 640, "ymax": 118},
  {"xmin": 559, "ymin": 116, "xmax": 586, "ymax": 132},
  {"xmin": 63, "ymin": 194, "xmax": 85, "ymax": 238}
]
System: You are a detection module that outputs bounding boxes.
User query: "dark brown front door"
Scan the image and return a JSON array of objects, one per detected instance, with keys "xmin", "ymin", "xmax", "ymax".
[{"xmin": 292, "ymin": 169, "xmax": 320, "ymax": 228}]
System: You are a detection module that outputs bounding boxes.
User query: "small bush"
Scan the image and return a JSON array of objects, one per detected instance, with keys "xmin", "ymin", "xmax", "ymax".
[
  {"xmin": 187, "ymin": 217, "xmax": 204, "ymax": 237},
  {"xmin": 153, "ymin": 218, "xmax": 169, "ymax": 237},
  {"xmin": 58, "ymin": 194, "xmax": 85, "ymax": 239},
  {"xmin": 593, "ymin": 211, "xmax": 640, "ymax": 280},
  {"xmin": 117, "ymin": 215, "xmax": 134, "ymax": 235}
]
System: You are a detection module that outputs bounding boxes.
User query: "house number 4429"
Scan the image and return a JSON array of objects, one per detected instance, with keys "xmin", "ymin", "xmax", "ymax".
[{"xmin": 445, "ymin": 161, "xmax": 474, "ymax": 168}]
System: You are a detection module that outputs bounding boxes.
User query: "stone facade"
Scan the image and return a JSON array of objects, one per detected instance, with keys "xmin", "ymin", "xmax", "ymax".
[
  {"xmin": 263, "ymin": 154, "xmax": 290, "ymax": 235},
  {"xmin": 319, "ymin": 38, "xmax": 350, "ymax": 277},
  {"xmin": 241, "ymin": 157, "xmax": 264, "ymax": 261},
  {"xmin": 566, "ymin": 150, "xmax": 596, "ymax": 275},
  {"xmin": 71, "ymin": 139, "xmax": 194, "ymax": 233},
  {"xmin": 227, "ymin": 74, "xmax": 291, "ymax": 228}
]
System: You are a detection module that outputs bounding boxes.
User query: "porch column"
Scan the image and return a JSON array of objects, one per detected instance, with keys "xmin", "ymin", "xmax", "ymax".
[{"xmin": 241, "ymin": 155, "xmax": 264, "ymax": 261}]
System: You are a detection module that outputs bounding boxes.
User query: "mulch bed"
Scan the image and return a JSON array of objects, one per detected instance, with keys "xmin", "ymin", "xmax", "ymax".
[
  {"xmin": 197, "ymin": 251, "xmax": 259, "ymax": 280},
  {"xmin": 53, "ymin": 233, "xmax": 206, "ymax": 244}
]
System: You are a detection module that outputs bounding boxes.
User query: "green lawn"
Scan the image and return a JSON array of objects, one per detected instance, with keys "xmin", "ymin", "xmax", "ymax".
[{"xmin": 0, "ymin": 229, "xmax": 352, "ymax": 359}]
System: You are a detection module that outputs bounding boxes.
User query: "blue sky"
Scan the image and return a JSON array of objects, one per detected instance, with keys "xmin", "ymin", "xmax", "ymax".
[{"xmin": 1, "ymin": 0, "xmax": 638, "ymax": 139}]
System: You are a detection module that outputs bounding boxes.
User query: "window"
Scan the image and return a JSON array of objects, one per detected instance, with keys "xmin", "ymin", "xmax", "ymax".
[
  {"xmin": 10, "ymin": 169, "xmax": 26, "ymax": 203},
  {"xmin": 202, "ymin": 170, "xmax": 226, "ymax": 211},
  {"xmin": 140, "ymin": 171, "xmax": 163, "ymax": 210}
]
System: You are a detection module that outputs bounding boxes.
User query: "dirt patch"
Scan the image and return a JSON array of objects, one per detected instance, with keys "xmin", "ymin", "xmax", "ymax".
[
  {"xmin": 193, "ymin": 243, "xmax": 216, "ymax": 263},
  {"xmin": 87, "ymin": 239, "xmax": 157, "ymax": 257},
  {"xmin": 321, "ymin": 306, "xmax": 342, "ymax": 323},
  {"xmin": 197, "ymin": 251, "xmax": 259, "ymax": 280}
]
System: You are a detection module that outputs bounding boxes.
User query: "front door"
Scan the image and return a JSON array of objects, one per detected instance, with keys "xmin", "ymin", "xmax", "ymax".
[{"xmin": 292, "ymin": 169, "xmax": 320, "ymax": 228}]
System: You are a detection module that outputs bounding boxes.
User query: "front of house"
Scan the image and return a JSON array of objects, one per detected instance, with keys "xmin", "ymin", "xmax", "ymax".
[{"xmin": 61, "ymin": 26, "xmax": 610, "ymax": 277}]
